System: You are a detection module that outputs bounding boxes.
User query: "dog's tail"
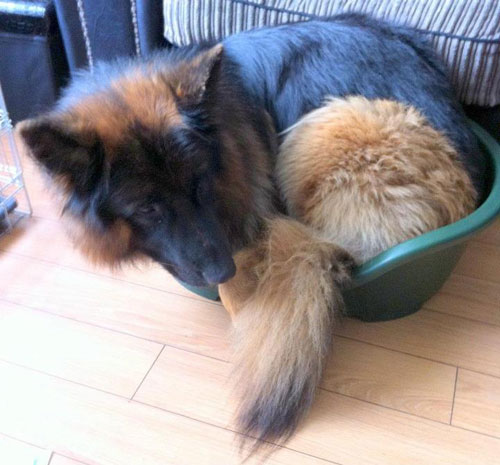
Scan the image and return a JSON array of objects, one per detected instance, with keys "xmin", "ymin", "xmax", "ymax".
[{"xmin": 219, "ymin": 217, "xmax": 355, "ymax": 454}]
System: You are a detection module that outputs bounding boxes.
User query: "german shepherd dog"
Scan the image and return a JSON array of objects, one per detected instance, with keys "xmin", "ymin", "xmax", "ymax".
[{"xmin": 19, "ymin": 13, "xmax": 481, "ymax": 455}]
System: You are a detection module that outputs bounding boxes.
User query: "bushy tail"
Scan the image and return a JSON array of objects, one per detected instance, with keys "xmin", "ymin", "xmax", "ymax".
[{"xmin": 219, "ymin": 217, "xmax": 355, "ymax": 454}]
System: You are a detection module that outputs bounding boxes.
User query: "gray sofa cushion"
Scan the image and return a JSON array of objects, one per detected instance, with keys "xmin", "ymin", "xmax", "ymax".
[{"xmin": 163, "ymin": 0, "xmax": 500, "ymax": 107}]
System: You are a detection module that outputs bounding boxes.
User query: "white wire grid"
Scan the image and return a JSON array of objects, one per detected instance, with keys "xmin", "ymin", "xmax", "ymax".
[{"xmin": 0, "ymin": 84, "xmax": 32, "ymax": 236}]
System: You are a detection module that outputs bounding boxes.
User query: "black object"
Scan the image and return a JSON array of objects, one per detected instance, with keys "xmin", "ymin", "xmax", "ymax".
[
  {"xmin": 53, "ymin": 0, "xmax": 168, "ymax": 75},
  {"xmin": 0, "ymin": 0, "xmax": 68, "ymax": 123},
  {"xmin": 466, "ymin": 104, "xmax": 500, "ymax": 143}
]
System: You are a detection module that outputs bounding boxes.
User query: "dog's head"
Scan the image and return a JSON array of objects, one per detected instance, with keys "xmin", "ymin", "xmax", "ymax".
[{"xmin": 18, "ymin": 45, "xmax": 237, "ymax": 286}]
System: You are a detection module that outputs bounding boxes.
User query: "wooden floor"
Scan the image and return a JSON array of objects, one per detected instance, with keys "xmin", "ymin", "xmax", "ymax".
[{"xmin": 1, "ymin": 143, "xmax": 500, "ymax": 465}]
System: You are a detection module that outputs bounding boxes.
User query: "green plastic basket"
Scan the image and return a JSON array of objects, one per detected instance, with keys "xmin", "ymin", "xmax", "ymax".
[{"xmin": 179, "ymin": 121, "xmax": 500, "ymax": 321}]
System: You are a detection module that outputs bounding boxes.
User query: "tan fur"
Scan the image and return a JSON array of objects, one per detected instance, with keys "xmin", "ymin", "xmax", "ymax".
[
  {"xmin": 62, "ymin": 214, "xmax": 135, "ymax": 267},
  {"xmin": 220, "ymin": 96, "xmax": 477, "ymax": 452},
  {"xmin": 220, "ymin": 217, "xmax": 353, "ymax": 452},
  {"xmin": 277, "ymin": 96, "xmax": 477, "ymax": 262},
  {"xmin": 69, "ymin": 73, "xmax": 184, "ymax": 152}
]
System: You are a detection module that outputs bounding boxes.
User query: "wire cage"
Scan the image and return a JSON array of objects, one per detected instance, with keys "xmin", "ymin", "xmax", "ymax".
[{"xmin": 0, "ymin": 84, "xmax": 32, "ymax": 235}]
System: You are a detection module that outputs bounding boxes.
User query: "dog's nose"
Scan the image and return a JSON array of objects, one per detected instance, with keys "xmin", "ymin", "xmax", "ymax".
[{"xmin": 202, "ymin": 260, "xmax": 236, "ymax": 285}]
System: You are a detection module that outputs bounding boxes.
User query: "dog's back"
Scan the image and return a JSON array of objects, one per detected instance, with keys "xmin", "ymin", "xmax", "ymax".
[{"xmin": 224, "ymin": 14, "xmax": 484, "ymax": 196}]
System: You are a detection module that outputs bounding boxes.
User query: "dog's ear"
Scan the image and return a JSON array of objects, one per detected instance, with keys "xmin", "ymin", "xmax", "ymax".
[
  {"xmin": 173, "ymin": 44, "xmax": 223, "ymax": 104},
  {"xmin": 17, "ymin": 115, "xmax": 104, "ymax": 194}
]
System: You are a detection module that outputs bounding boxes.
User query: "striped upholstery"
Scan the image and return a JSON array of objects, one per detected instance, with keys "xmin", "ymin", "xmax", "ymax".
[{"xmin": 163, "ymin": 0, "xmax": 500, "ymax": 106}]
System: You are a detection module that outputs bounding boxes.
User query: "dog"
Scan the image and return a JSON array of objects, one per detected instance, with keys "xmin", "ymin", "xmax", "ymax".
[
  {"xmin": 18, "ymin": 13, "xmax": 480, "ymax": 455},
  {"xmin": 219, "ymin": 96, "xmax": 477, "ymax": 452},
  {"xmin": 19, "ymin": 44, "xmax": 277, "ymax": 286}
]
